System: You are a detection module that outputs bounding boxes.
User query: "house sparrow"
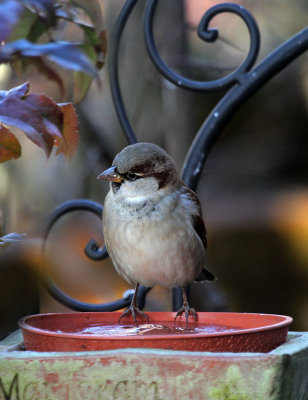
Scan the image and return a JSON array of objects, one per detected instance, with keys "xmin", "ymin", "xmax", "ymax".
[{"xmin": 97, "ymin": 142, "xmax": 216, "ymax": 324}]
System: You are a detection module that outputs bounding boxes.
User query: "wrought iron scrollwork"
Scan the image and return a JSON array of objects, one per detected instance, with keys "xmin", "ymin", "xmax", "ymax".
[
  {"xmin": 144, "ymin": 1, "xmax": 260, "ymax": 91},
  {"xmin": 109, "ymin": 0, "xmax": 139, "ymax": 145},
  {"xmin": 181, "ymin": 26, "xmax": 308, "ymax": 190},
  {"xmin": 43, "ymin": 199, "xmax": 151, "ymax": 311},
  {"xmin": 45, "ymin": 199, "xmax": 107, "ymax": 261},
  {"xmin": 43, "ymin": 0, "xmax": 308, "ymax": 312}
]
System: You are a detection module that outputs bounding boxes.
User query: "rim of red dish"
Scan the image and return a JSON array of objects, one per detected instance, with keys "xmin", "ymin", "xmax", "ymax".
[{"xmin": 18, "ymin": 312, "xmax": 293, "ymax": 341}]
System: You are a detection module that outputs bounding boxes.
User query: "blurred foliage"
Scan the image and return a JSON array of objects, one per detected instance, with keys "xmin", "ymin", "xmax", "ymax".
[
  {"xmin": 0, "ymin": 232, "xmax": 26, "ymax": 250},
  {"xmin": 0, "ymin": 0, "xmax": 106, "ymax": 334},
  {"xmin": 0, "ymin": 0, "xmax": 106, "ymax": 101},
  {"xmin": 0, "ymin": 0, "xmax": 106, "ymax": 164},
  {"xmin": 0, "ymin": 82, "xmax": 78, "ymax": 162}
]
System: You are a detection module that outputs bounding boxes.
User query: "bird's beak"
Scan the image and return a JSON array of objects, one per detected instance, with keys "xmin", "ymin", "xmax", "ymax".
[{"xmin": 97, "ymin": 166, "xmax": 123, "ymax": 183}]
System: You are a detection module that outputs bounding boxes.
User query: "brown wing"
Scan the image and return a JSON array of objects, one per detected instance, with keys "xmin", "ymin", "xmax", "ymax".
[{"xmin": 181, "ymin": 183, "xmax": 216, "ymax": 282}]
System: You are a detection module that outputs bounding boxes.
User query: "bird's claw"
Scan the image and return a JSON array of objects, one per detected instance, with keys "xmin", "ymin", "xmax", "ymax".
[
  {"xmin": 119, "ymin": 305, "xmax": 150, "ymax": 324},
  {"xmin": 175, "ymin": 306, "xmax": 198, "ymax": 327}
]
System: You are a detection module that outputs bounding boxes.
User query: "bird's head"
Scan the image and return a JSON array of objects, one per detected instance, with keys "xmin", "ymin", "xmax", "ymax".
[{"xmin": 97, "ymin": 143, "xmax": 178, "ymax": 200}]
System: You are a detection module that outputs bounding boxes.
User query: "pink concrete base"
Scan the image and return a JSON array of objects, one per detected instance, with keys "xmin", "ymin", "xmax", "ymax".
[{"xmin": 0, "ymin": 331, "xmax": 307, "ymax": 399}]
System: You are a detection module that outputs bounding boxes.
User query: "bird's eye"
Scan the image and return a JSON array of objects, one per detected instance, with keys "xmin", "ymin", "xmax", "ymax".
[{"xmin": 125, "ymin": 172, "xmax": 139, "ymax": 181}]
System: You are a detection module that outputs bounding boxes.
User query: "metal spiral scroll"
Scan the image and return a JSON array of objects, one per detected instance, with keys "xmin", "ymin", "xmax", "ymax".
[
  {"xmin": 43, "ymin": 199, "xmax": 150, "ymax": 311},
  {"xmin": 44, "ymin": 0, "xmax": 308, "ymax": 311},
  {"xmin": 182, "ymin": 25, "xmax": 308, "ymax": 190},
  {"xmin": 144, "ymin": 1, "xmax": 260, "ymax": 91}
]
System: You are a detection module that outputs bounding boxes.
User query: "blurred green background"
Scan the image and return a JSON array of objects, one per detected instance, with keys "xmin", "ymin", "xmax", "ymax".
[{"xmin": 0, "ymin": 0, "xmax": 307, "ymax": 339}]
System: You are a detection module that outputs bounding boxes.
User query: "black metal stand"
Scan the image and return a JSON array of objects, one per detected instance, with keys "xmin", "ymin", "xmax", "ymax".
[{"xmin": 43, "ymin": 1, "xmax": 308, "ymax": 312}]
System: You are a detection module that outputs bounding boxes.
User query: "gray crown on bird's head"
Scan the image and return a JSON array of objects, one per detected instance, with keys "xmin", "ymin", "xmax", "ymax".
[{"xmin": 113, "ymin": 143, "xmax": 178, "ymax": 189}]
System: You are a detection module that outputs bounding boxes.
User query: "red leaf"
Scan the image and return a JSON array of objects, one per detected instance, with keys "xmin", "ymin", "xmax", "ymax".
[
  {"xmin": 0, "ymin": 125, "xmax": 21, "ymax": 163},
  {"xmin": 24, "ymin": 93, "xmax": 63, "ymax": 132},
  {"xmin": 0, "ymin": 82, "xmax": 79, "ymax": 161},
  {"xmin": 56, "ymin": 103, "xmax": 79, "ymax": 160},
  {"xmin": 0, "ymin": 91, "xmax": 59, "ymax": 157}
]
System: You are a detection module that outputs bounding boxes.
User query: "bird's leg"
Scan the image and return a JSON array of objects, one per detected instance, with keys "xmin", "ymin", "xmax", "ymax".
[
  {"xmin": 175, "ymin": 286, "xmax": 198, "ymax": 327},
  {"xmin": 119, "ymin": 283, "xmax": 150, "ymax": 324}
]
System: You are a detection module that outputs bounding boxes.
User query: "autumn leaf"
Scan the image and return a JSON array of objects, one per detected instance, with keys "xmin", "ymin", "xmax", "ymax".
[
  {"xmin": 0, "ymin": 125, "xmax": 21, "ymax": 163},
  {"xmin": 56, "ymin": 103, "xmax": 79, "ymax": 160},
  {"xmin": 0, "ymin": 81, "xmax": 29, "ymax": 99},
  {"xmin": 0, "ymin": 39, "xmax": 97, "ymax": 76},
  {"xmin": 0, "ymin": 82, "xmax": 59, "ymax": 157},
  {"xmin": 1, "ymin": 1, "xmax": 106, "ymax": 101},
  {"xmin": 0, "ymin": 82, "xmax": 79, "ymax": 162}
]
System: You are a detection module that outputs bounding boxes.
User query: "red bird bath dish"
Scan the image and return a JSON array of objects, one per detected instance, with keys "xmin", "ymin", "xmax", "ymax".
[{"xmin": 19, "ymin": 312, "xmax": 292, "ymax": 353}]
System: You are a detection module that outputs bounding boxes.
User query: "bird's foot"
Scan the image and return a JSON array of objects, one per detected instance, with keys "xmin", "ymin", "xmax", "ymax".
[
  {"xmin": 119, "ymin": 304, "xmax": 150, "ymax": 324},
  {"xmin": 175, "ymin": 305, "xmax": 198, "ymax": 327}
]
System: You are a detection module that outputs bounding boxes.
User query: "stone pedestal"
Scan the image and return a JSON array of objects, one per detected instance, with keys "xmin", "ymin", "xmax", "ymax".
[{"xmin": 0, "ymin": 331, "xmax": 307, "ymax": 399}]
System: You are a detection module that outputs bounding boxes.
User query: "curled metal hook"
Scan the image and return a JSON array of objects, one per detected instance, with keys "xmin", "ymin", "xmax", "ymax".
[
  {"xmin": 144, "ymin": 1, "xmax": 260, "ymax": 91},
  {"xmin": 181, "ymin": 26, "xmax": 308, "ymax": 190},
  {"xmin": 43, "ymin": 198, "xmax": 151, "ymax": 311},
  {"xmin": 44, "ymin": 199, "xmax": 107, "ymax": 261},
  {"xmin": 84, "ymin": 238, "xmax": 108, "ymax": 260}
]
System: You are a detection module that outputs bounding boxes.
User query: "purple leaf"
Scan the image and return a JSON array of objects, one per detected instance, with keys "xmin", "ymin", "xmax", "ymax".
[
  {"xmin": 1, "ymin": 39, "xmax": 97, "ymax": 76},
  {"xmin": 0, "ymin": 83, "xmax": 79, "ymax": 160},
  {"xmin": 0, "ymin": 82, "xmax": 30, "ymax": 100},
  {"xmin": 0, "ymin": 0, "xmax": 23, "ymax": 42}
]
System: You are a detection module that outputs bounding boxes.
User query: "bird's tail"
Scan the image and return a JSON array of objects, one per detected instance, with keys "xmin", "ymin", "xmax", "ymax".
[{"xmin": 194, "ymin": 267, "xmax": 217, "ymax": 282}]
